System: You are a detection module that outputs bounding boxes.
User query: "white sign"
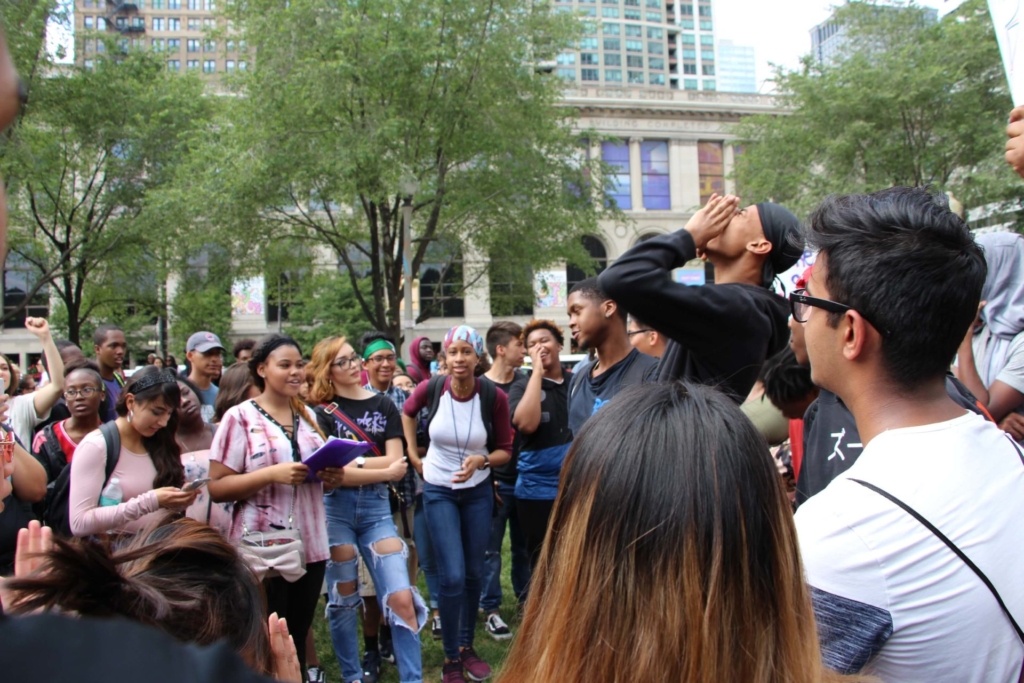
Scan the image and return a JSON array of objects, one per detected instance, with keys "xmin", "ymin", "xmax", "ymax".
[
  {"xmin": 989, "ymin": 0, "xmax": 1024, "ymax": 105},
  {"xmin": 774, "ymin": 250, "xmax": 817, "ymax": 298}
]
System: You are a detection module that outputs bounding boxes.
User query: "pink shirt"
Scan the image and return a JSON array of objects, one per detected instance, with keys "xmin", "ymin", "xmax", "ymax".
[
  {"xmin": 210, "ymin": 401, "xmax": 329, "ymax": 563},
  {"xmin": 69, "ymin": 429, "xmax": 162, "ymax": 537},
  {"xmin": 182, "ymin": 449, "xmax": 233, "ymax": 534}
]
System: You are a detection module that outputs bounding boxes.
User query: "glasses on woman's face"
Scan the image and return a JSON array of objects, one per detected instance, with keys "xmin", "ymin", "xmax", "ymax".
[
  {"xmin": 366, "ymin": 354, "xmax": 397, "ymax": 365},
  {"xmin": 64, "ymin": 387, "xmax": 100, "ymax": 400},
  {"xmin": 331, "ymin": 356, "xmax": 361, "ymax": 369}
]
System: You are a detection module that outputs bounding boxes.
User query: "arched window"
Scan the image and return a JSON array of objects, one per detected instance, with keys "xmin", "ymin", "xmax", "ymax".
[{"xmin": 566, "ymin": 235, "xmax": 608, "ymax": 292}]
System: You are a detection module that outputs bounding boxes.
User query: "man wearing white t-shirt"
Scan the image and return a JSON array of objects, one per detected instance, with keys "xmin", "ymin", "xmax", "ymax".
[{"xmin": 793, "ymin": 187, "xmax": 1024, "ymax": 682}]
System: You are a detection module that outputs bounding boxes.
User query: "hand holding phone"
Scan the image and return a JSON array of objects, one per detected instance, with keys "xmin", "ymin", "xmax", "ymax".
[{"xmin": 181, "ymin": 477, "xmax": 211, "ymax": 493}]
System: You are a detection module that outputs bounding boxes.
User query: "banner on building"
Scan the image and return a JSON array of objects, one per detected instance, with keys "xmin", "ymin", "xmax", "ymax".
[
  {"xmin": 231, "ymin": 277, "xmax": 265, "ymax": 317},
  {"xmin": 989, "ymin": 0, "xmax": 1024, "ymax": 105},
  {"xmin": 534, "ymin": 270, "xmax": 568, "ymax": 309}
]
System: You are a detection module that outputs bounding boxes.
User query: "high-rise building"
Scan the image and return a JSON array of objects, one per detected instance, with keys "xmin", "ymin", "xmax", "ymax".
[
  {"xmin": 715, "ymin": 39, "xmax": 756, "ymax": 93},
  {"xmin": 74, "ymin": 0, "xmax": 246, "ymax": 78},
  {"xmin": 811, "ymin": 3, "xmax": 937, "ymax": 64},
  {"xmin": 553, "ymin": 0, "xmax": 717, "ymax": 91}
]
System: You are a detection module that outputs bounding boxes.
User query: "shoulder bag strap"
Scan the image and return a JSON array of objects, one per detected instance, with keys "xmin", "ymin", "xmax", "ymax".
[
  {"xmin": 849, "ymin": 477, "xmax": 1024, "ymax": 646},
  {"xmin": 320, "ymin": 403, "xmax": 383, "ymax": 457}
]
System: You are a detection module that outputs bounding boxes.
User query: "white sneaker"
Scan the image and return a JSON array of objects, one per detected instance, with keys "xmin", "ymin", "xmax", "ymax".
[
  {"xmin": 484, "ymin": 612, "xmax": 513, "ymax": 641},
  {"xmin": 307, "ymin": 665, "xmax": 326, "ymax": 683}
]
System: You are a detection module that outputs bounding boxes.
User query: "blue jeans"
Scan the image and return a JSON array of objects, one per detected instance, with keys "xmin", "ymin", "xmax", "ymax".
[
  {"xmin": 412, "ymin": 493, "xmax": 440, "ymax": 610},
  {"xmin": 422, "ymin": 480, "xmax": 493, "ymax": 661},
  {"xmin": 325, "ymin": 485, "xmax": 427, "ymax": 683},
  {"xmin": 479, "ymin": 480, "xmax": 529, "ymax": 612}
]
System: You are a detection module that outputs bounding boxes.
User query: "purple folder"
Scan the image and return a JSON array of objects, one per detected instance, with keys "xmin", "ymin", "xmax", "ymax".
[{"xmin": 303, "ymin": 437, "xmax": 374, "ymax": 483}]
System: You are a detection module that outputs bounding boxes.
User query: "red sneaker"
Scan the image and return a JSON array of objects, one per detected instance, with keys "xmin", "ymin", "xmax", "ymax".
[
  {"xmin": 460, "ymin": 647, "xmax": 492, "ymax": 681},
  {"xmin": 442, "ymin": 660, "xmax": 466, "ymax": 683}
]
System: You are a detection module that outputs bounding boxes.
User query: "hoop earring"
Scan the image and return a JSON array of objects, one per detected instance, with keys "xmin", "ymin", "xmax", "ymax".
[{"xmin": 127, "ymin": 410, "xmax": 133, "ymax": 424}]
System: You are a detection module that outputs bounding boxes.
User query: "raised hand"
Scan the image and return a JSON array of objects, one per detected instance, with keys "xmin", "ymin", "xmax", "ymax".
[
  {"xmin": 268, "ymin": 613, "xmax": 301, "ymax": 683},
  {"xmin": 685, "ymin": 193, "xmax": 740, "ymax": 252},
  {"xmin": 23, "ymin": 317, "xmax": 51, "ymax": 340}
]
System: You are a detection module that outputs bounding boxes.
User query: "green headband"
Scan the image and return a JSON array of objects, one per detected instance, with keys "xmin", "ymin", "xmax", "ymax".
[{"xmin": 363, "ymin": 339, "xmax": 397, "ymax": 361}]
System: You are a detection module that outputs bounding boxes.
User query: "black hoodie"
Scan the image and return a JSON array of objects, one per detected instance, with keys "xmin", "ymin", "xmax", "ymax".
[{"xmin": 599, "ymin": 229, "xmax": 791, "ymax": 403}]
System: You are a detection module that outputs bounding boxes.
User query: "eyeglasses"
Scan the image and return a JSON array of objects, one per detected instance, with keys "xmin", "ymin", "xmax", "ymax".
[
  {"xmin": 64, "ymin": 387, "xmax": 101, "ymax": 399},
  {"xmin": 366, "ymin": 354, "xmax": 397, "ymax": 365},
  {"xmin": 331, "ymin": 356, "xmax": 361, "ymax": 368},
  {"xmin": 626, "ymin": 329, "xmax": 652, "ymax": 337},
  {"xmin": 789, "ymin": 289, "xmax": 889, "ymax": 336}
]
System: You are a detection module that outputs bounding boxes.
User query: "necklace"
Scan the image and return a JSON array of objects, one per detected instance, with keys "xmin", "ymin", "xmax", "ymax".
[
  {"xmin": 451, "ymin": 378, "xmax": 474, "ymax": 398},
  {"xmin": 449, "ymin": 391, "xmax": 476, "ymax": 462}
]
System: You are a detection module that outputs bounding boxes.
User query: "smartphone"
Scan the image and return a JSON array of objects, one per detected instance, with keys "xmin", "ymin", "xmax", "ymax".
[{"xmin": 181, "ymin": 477, "xmax": 211, "ymax": 492}]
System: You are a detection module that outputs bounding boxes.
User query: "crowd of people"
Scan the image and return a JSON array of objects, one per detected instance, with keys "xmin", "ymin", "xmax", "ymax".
[{"xmin": 1, "ymin": 20, "xmax": 1024, "ymax": 683}]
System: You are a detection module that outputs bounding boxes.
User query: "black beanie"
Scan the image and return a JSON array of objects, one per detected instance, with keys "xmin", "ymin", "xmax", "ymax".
[{"xmin": 756, "ymin": 202, "xmax": 804, "ymax": 280}]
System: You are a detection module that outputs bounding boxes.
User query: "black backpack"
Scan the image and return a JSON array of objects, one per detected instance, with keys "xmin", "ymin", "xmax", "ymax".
[
  {"xmin": 424, "ymin": 375, "xmax": 498, "ymax": 455},
  {"xmin": 44, "ymin": 421, "xmax": 121, "ymax": 538}
]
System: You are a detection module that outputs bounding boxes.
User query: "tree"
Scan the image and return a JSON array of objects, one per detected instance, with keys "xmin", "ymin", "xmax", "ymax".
[
  {"xmin": 0, "ymin": 46, "xmax": 214, "ymax": 344},
  {"xmin": 733, "ymin": 0, "xmax": 1016, "ymax": 217},
  {"xmin": 183, "ymin": 0, "xmax": 613, "ymax": 343}
]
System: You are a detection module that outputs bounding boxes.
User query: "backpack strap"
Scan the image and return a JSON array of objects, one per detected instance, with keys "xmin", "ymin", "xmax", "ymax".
[
  {"xmin": 99, "ymin": 420, "xmax": 121, "ymax": 484},
  {"xmin": 569, "ymin": 360, "xmax": 591, "ymax": 400},
  {"xmin": 478, "ymin": 377, "xmax": 497, "ymax": 455},
  {"xmin": 424, "ymin": 375, "xmax": 447, "ymax": 435}
]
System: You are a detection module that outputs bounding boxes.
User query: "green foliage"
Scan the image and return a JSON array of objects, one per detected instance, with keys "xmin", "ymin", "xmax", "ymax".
[
  {"xmin": 733, "ymin": 0, "xmax": 1016, "ymax": 217},
  {"xmin": 169, "ymin": 273, "xmax": 233, "ymax": 357},
  {"xmin": 176, "ymin": 0, "xmax": 614, "ymax": 343},
  {"xmin": 0, "ymin": 47, "xmax": 214, "ymax": 344},
  {"xmin": 280, "ymin": 271, "xmax": 375, "ymax": 355}
]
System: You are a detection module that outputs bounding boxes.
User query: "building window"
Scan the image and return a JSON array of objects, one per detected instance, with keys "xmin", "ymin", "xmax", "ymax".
[
  {"xmin": 601, "ymin": 141, "xmax": 631, "ymax": 210},
  {"xmin": 645, "ymin": 0, "xmax": 660, "ymax": 6},
  {"xmin": 83, "ymin": 0, "xmax": 93, "ymax": 7},
  {"xmin": 168, "ymin": 0, "xmax": 180, "ymax": 7},
  {"xmin": 187, "ymin": 39, "xmax": 200, "ymax": 52},
  {"xmin": 647, "ymin": 27, "xmax": 662, "ymax": 39},
  {"xmin": 168, "ymin": 38, "xmax": 180, "ymax": 50},
  {"xmin": 649, "ymin": 57, "xmax": 664, "ymax": 69},
  {"xmin": 684, "ymin": 78, "xmax": 698, "ymax": 90},
  {"xmin": 580, "ymin": 53, "xmax": 599, "ymax": 65},
  {"xmin": 566, "ymin": 236, "xmax": 609, "ymax": 293},
  {"xmin": 266, "ymin": 272, "xmax": 300, "ymax": 324},
  {"xmin": 203, "ymin": 59, "xmax": 215, "ymax": 72},
  {"xmin": 557, "ymin": 52, "xmax": 576, "ymax": 65},
  {"xmin": 84, "ymin": 39, "xmax": 93, "ymax": 53},
  {"xmin": 698, "ymin": 4, "xmax": 712, "ymax": 15},
  {"xmin": 649, "ymin": 42, "xmax": 663, "ymax": 54},
  {"xmin": 152, "ymin": 0, "xmax": 163, "ymax": 8},
  {"xmin": 152, "ymin": 38, "xmax": 165, "ymax": 50},
  {"xmin": 581, "ymin": 68, "xmax": 599, "ymax": 81},
  {"xmin": 626, "ymin": 40, "xmax": 642, "ymax": 52},
  {"xmin": 556, "ymin": 67, "xmax": 575, "ymax": 80},
  {"xmin": 627, "ymin": 55, "xmax": 643, "ymax": 68},
  {"xmin": 96, "ymin": 40, "xmax": 105, "ymax": 52},
  {"xmin": 683, "ymin": 63, "xmax": 696, "ymax": 74},
  {"xmin": 603, "ymin": 22, "xmax": 620, "ymax": 34},
  {"xmin": 204, "ymin": 40, "xmax": 215, "ymax": 51},
  {"xmin": 646, "ymin": 11, "xmax": 661, "ymax": 21},
  {"xmin": 602, "ymin": 7, "xmax": 619, "ymax": 17},
  {"xmin": 188, "ymin": 18, "xmax": 201, "ymax": 30},
  {"xmin": 700, "ymin": 20, "xmax": 713, "ymax": 30},
  {"xmin": 489, "ymin": 253, "xmax": 533, "ymax": 318},
  {"xmin": 580, "ymin": 37, "xmax": 598, "ymax": 49},
  {"xmin": 226, "ymin": 40, "xmax": 235, "ymax": 51},
  {"xmin": 701, "ymin": 49, "xmax": 714, "ymax": 60},
  {"xmin": 204, "ymin": 0, "xmax": 215, "ymax": 9},
  {"xmin": 84, "ymin": 59, "xmax": 94, "ymax": 70},
  {"xmin": 604, "ymin": 38, "xmax": 620, "ymax": 50},
  {"xmin": 580, "ymin": 5, "xmax": 596, "ymax": 15},
  {"xmin": 605, "ymin": 53, "xmax": 621, "ymax": 66},
  {"xmin": 84, "ymin": 15, "xmax": 94, "ymax": 28},
  {"xmin": 186, "ymin": 59, "xmax": 199, "ymax": 70},
  {"xmin": 682, "ymin": 33, "xmax": 695, "ymax": 44},
  {"xmin": 605, "ymin": 68, "xmax": 622, "ymax": 82},
  {"xmin": 167, "ymin": 59, "xmax": 180, "ymax": 70},
  {"xmin": 698, "ymin": 141, "xmax": 724, "ymax": 203},
  {"xmin": 702, "ymin": 64, "xmax": 715, "ymax": 75},
  {"xmin": 700, "ymin": 34, "xmax": 714, "ymax": 45},
  {"xmin": 187, "ymin": 0, "xmax": 199, "ymax": 8},
  {"xmin": 168, "ymin": 17, "xmax": 180, "ymax": 30},
  {"xmin": 97, "ymin": 17, "xmax": 106, "ymax": 29},
  {"xmin": 680, "ymin": 3, "xmax": 693, "ymax": 14},
  {"xmin": 628, "ymin": 70, "xmax": 644, "ymax": 84},
  {"xmin": 625, "ymin": 24, "xmax": 642, "ymax": 36},
  {"xmin": 683, "ymin": 49, "xmax": 696, "ymax": 59},
  {"xmin": 624, "ymin": 8, "xmax": 640, "ymax": 19},
  {"xmin": 641, "ymin": 141, "xmax": 670, "ymax": 210},
  {"xmin": 238, "ymin": 61, "xmax": 247, "ymax": 70},
  {"xmin": 703, "ymin": 79, "xmax": 716, "ymax": 91},
  {"xmin": 226, "ymin": 59, "xmax": 236, "ymax": 71},
  {"xmin": 203, "ymin": 18, "xmax": 214, "ymax": 28},
  {"xmin": 420, "ymin": 258, "xmax": 464, "ymax": 319},
  {"xmin": 650, "ymin": 73, "xmax": 665, "ymax": 85},
  {"xmin": 625, "ymin": 0, "xmax": 639, "ymax": 5}
]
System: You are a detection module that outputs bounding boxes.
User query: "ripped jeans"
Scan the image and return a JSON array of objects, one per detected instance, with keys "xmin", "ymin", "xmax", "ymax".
[{"xmin": 325, "ymin": 484, "xmax": 426, "ymax": 683}]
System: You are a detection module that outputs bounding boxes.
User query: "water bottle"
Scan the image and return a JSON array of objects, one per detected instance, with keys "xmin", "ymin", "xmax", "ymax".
[{"xmin": 99, "ymin": 477, "xmax": 123, "ymax": 507}]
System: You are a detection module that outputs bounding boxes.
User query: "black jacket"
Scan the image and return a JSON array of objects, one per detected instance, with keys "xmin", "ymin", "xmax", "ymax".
[{"xmin": 599, "ymin": 229, "xmax": 791, "ymax": 402}]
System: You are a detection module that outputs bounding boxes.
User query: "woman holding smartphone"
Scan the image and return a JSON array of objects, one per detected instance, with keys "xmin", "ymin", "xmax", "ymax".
[
  {"xmin": 306, "ymin": 335, "xmax": 423, "ymax": 683},
  {"xmin": 208, "ymin": 333, "xmax": 344, "ymax": 674},
  {"xmin": 68, "ymin": 366, "xmax": 197, "ymax": 538}
]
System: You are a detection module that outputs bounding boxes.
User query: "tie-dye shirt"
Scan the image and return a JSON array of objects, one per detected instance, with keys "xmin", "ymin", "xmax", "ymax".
[{"xmin": 210, "ymin": 400, "xmax": 328, "ymax": 563}]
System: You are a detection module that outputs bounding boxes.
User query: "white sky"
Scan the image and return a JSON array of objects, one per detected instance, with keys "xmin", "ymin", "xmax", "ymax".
[{"xmin": 714, "ymin": 0, "xmax": 954, "ymax": 92}]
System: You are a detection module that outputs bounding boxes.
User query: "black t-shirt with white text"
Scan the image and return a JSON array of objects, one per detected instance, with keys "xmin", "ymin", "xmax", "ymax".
[{"xmin": 315, "ymin": 393, "xmax": 404, "ymax": 456}]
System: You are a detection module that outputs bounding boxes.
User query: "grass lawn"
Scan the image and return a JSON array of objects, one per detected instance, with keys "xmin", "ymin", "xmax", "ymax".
[{"xmin": 311, "ymin": 534, "xmax": 519, "ymax": 683}]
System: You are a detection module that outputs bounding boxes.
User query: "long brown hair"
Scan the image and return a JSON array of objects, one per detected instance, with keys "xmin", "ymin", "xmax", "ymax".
[
  {"xmin": 4, "ymin": 517, "xmax": 272, "ymax": 674},
  {"xmin": 499, "ymin": 382, "xmax": 866, "ymax": 683},
  {"xmin": 116, "ymin": 366, "xmax": 184, "ymax": 489},
  {"xmin": 215, "ymin": 361, "xmax": 256, "ymax": 423},
  {"xmin": 305, "ymin": 335, "xmax": 349, "ymax": 406}
]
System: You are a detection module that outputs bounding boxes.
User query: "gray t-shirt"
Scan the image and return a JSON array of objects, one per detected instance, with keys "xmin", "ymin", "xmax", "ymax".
[{"xmin": 969, "ymin": 325, "xmax": 1024, "ymax": 420}]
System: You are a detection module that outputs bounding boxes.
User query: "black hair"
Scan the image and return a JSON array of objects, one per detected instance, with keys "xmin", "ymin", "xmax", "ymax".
[
  {"xmin": 175, "ymin": 375, "xmax": 204, "ymax": 403},
  {"xmin": 64, "ymin": 358, "xmax": 104, "ymax": 384},
  {"xmin": 761, "ymin": 348, "xmax": 816, "ymax": 409},
  {"xmin": 55, "ymin": 339, "xmax": 80, "ymax": 353},
  {"xmin": 522, "ymin": 319, "xmax": 566, "ymax": 347},
  {"xmin": 805, "ymin": 187, "xmax": 986, "ymax": 391},
  {"xmin": 231, "ymin": 338, "xmax": 257, "ymax": 359},
  {"xmin": 629, "ymin": 314, "xmax": 650, "ymax": 330},
  {"xmin": 116, "ymin": 366, "xmax": 184, "ymax": 489},
  {"xmin": 248, "ymin": 333, "xmax": 302, "ymax": 393},
  {"xmin": 360, "ymin": 330, "xmax": 397, "ymax": 352},
  {"xmin": 93, "ymin": 324, "xmax": 123, "ymax": 347},
  {"xmin": 569, "ymin": 277, "xmax": 626, "ymax": 322},
  {"xmin": 486, "ymin": 321, "xmax": 523, "ymax": 358}
]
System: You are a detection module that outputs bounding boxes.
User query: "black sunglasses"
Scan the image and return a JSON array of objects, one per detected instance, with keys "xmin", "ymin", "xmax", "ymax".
[{"xmin": 789, "ymin": 289, "xmax": 890, "ymax": 337}]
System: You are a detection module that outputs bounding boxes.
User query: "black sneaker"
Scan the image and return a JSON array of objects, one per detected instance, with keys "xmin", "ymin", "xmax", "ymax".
[
  {"xmin": 379, "ymin": 625, "xmax": 395, "ymax": 664},
  {"xmin": 361, "ymin": 650, "xmax": 381, "ymax": 683},
  {"xmin": 484, "ymin": 612, "xmax": 512, "ymax": 641},
  {"xmin": 431, "ymin": 614, "xmax": 442, "ymax": 640}
]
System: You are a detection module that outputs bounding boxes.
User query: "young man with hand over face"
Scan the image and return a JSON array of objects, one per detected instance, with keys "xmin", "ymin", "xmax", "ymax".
[{"xmin": 793, "ymin": 188, "xmax": 1024, "ymax": 682}]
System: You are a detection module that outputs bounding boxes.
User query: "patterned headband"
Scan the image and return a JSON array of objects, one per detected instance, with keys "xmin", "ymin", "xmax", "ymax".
[
  {"xmin": 129, "ymin": 370, "xmax": 179, "ymax": 393},
  {"xmin": 443, "ymin": 325, "xmax": 484, "ymax": 356}
]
